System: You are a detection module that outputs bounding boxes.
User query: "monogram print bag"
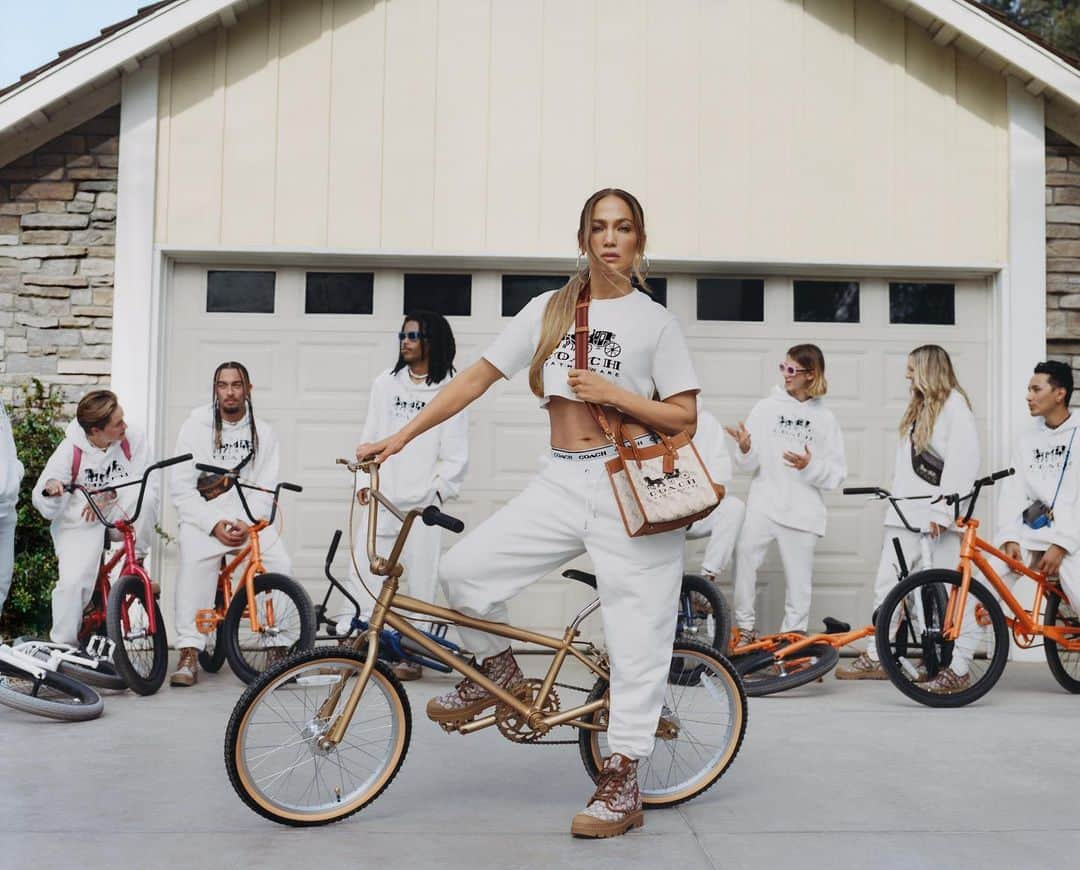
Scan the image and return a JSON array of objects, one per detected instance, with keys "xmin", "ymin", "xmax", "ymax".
[{"xmin": 575, "ymin": 287, "xmax": 719, "ymax": 537}]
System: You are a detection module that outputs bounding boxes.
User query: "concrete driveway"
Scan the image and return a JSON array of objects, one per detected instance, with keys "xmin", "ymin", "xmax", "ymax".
[{"xmin": 2, "ymin": 654, "xmax": 1076, "ymax": 870}]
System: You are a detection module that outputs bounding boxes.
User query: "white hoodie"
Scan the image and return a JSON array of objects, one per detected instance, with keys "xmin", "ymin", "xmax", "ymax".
[
  {"xmin": 32, "ymin": 419, "xmax": 151, "ymax": 530},
  {"xmin": 0, "ymin": 399, "xmax": 23, "ymax": 506},
  {"xmin": 885, "ymin": 390, "xmax": 981, "ymax": 531},
  {"xmin": 362, "ymin": 368, "xmax": 468, "ymax": 508},
  {"xmin": 997, "ymin": 413, "xmax": 1080, "ymax": 553},
  {"xmin": 171, "ymin": 405, "xmax": 281, "ymax": 536},
  {"xmin": 733, "ymin": 386, "xmax": 847, "ymax": 535}
]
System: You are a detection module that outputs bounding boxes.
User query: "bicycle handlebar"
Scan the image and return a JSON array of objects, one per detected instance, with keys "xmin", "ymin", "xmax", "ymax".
[
  {"xmin": 842, "ymin": 486, "xmax": 886, "ymax": 497},
  {"xmin": 55, "ymin": 453, "xmax": 194, "ymax": 529},
  {"xmin": 422, "ymin": 505, "xmax": 465, "ymax": 533},
  {"xmin": 842, "ymin": 485, "xmax": 927, "ymax": 534},
  {"xmin": 193, "ymin": 462, "xmax": 302, "ymax": 525}
]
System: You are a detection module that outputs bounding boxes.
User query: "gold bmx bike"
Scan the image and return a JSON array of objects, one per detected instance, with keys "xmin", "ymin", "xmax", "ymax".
[{"xmin": 223, "ymin": 459, "xmax": 748, "ymax": 826}]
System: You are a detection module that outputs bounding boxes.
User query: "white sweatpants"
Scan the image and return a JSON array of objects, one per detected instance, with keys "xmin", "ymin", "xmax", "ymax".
[
  {"xmin": 0, "ymin": 501, "xmax": 15, "ymax": 613},
  {"xmin": 174, "ymin": 524, "xmax": 292, "ymax": 651},
  {"xmin": 439, "ymin": 454, "xmax": 684, "ymax": 761},
  {"xmin": 864, "ymin": 528, "xmax": 961, "ymax": 660},
  {"xmin": 49, "ymin": 512, "xmax": 156, "ymax": 646},
  {"xmin": 686, "ymin": 496, "xmax": 745, "ymax": 575},
  {"xmin": 733, "ymin": 508, "xmax": 818, "ymax": 633},
  {"xmin": 334, "ymin": 513, "xmax": 442, "ymax": 628}
]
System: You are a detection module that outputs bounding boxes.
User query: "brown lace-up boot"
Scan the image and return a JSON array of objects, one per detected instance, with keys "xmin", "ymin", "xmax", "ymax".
[
  {"xmin": 425, "ymin": 647, "xmax": 524, "ymax": 727},
  {"xmin": 570, "ymin": 753, "xmax": 644, "ymax": 838},
  {"xmin": 170, "ymin": 647, "xmax": 199, "ymax": 687}
]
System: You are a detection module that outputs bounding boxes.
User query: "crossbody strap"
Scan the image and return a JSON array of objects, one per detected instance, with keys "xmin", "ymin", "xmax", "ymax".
[{"xmin": 1049, "ymin": 426, "xmax": 1077, "ymax": 512}]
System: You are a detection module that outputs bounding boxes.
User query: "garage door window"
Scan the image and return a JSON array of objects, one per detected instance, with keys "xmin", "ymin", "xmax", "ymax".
[
  {"xmin": 696, "ymin": 278, "xmax": 764, "ymax": 321},
  {"xmin": 206, "ymin": 270, "xmax": 275, "ymax": 313},
  {"xmin": 305, "ymin": 272, "xmax": 374, "ymax": 315},
  {"xmin": 404, "ymin": 274, "xmax": 471, "ymax": 316},
  {"xmin": 501, "ymin": 274, "xmax": 569, "ymax": 316},
  {"xmin": 794, "ymin": 281, "xmax": 860, "ymax": 323},
  {"xmin": 889, "ymin": 283, "xmax": 955, "ymax": 325}
]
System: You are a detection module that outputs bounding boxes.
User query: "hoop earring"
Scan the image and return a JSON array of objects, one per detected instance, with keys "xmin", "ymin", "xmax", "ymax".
[
  {"xmin": 576, "ymin": 251, "xmax": 584, "ymax": 272},
  {"xmin": 642, "ymin": 253, "xmax": 651, "ymax": 276}
]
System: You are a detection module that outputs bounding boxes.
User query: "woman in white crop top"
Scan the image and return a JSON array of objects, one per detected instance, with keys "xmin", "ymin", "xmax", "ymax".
[{"xmin": 356, "ymin": 188, "xmax": 700, "ymax": 839}]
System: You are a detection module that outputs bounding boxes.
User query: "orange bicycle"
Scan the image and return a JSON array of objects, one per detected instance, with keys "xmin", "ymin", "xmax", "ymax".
[
  {"xmin": 193, "ymin": 463, "xmax": 315, "ymax": 684},
  {"xmin": 872, "ymin": 468, "xmax": 1080, "ymax": 707}
]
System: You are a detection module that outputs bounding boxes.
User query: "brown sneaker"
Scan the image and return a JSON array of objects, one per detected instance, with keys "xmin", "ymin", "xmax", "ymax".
[
  {"xmin": 733, "ymin": 627, "xmax": 758, "ymax": 649},
  {"xmin": 169, "ymin": 648, "xmax": 199, "ymax": 687},
  {"xmin": 570, "ymin": 753, "xmax": 644, "ymax": 839},
  {"xmin": 392, "ymin": 660, "xmax": 423, "ymax": 681},
  {"xmin": 835, "ymin": 652, "xmax": 886, "ymax": 680},
  {"xmin": 923, "ymin": 666, "xmax": 970, "ymax": 695},
  {"xmin": 425, "ymin": 648, "xmax": 524, "ymax": 727}
]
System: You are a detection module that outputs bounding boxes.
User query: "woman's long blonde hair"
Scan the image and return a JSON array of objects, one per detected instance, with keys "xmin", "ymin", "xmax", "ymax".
[
  {"xmin": 900, "ymin": 344, "xmax": 971, "ymax": 452},
  {"xmin": 527, "ymin": 188, "xmax": 649, "ymax": 398}
]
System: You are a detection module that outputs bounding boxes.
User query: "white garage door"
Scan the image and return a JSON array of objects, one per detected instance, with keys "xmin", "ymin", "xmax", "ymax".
[{"xmin": 159, "ymin": 263, "xmax": 990, "ymax": 637}]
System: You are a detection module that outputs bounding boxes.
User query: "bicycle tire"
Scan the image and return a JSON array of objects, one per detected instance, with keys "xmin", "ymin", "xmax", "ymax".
[
  {"xmin": 0, "ymin": 662, "xmax": 103, "ymax": 721},
  {"xmin": 57, "ymin": 657, "xmax": 127, "ymax": 692},
  {"xmin": 578, "ymin": 639, "xmax": 747, "ymax": 808},
  {"xmin": 740, "ymin": 642, "xmax": 839, "ymax": 697},
  {"xmin": 225, "ymin": 646, "xmax": 411, "ymax": 826},
  {"xmin": 875, "ymin": 569, "xmax": 1008, "ymax": 708},
  {"xmin": 223, "ymin": 573, "xmax": 317, "ymax": 684},
  {"xmin": 198, "ymin": 584, "xmax": 227, "ymax": 673},
  {"xmin": 1044, "ymin": 591, "xmax": 1080, "ymax": 694},
  {"xmin": 106, "ymin": 574, "xmax": 169, "ymax": 696},
  {"xmin": 676, "ymin": 574, "xmax": 732, "ymax": 656}
]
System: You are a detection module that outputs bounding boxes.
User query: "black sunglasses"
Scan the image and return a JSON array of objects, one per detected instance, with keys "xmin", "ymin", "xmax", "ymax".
[{"xmin": 398, "ymin": 331, "xmax": 424, "ymax": 342}]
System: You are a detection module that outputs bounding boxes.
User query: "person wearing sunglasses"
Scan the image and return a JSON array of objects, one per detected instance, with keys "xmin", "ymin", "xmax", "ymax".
[
  {"xmin": 724, "ymin": 344, "xmax": 847, "ymax": 643},
  {"xmin": 332, "ymin": 311, "xmax": 469, "ymax": 682}
]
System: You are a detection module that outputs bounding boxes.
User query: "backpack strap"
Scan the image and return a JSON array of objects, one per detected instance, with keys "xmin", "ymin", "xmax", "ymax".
[
  {"xmin": 120, "ymin": 437, "xmax": 131, "ymax": 462},
  {"xmin": 70, "ymin": 446, "xmax": 82, "ymax": 482}
]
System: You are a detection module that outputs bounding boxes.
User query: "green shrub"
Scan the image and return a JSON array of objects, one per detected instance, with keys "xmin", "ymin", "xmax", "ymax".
[{"xmin": 1, "ymin": 380, "xmax": 64, "ymax": 638}]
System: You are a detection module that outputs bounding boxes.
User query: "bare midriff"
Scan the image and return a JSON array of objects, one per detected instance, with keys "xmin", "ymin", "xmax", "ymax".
[{"xmin": 546, "ymin": 395, "xmax": 652, "ymax": 451}]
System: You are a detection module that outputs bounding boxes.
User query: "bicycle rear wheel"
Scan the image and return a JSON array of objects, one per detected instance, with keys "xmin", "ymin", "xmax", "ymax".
[
  {"xmin": 223, "ymin": 573, "xmax": 317, "ymax": 684},
  {"xmin": 0, "ymin": 662, "xmax": 103, "ymax": 721},
  {"xmin": 676, "ymin": 574, "xmax": 732, "ymax": 655},
  {"xmin": 106, "ymin": 574, "xmax": 169, "ymax": 696},
  {"xmin": 1044, "ymin": 591, "xmax": 1080, "ymax": 693},
  {"xmin": 225, "ymin": 647, "xmax": 411, "ymax": 826},
  {"xmin": 875, "ymin": 569, "xmax": 1008, "ymax": 708},
  {"xmin": 740, "ymin": 642, "xmax": 839, "ymax": 697},
  {"xmin": 578, "ymin": 639, "xmax": 747, "ymax": 808}
]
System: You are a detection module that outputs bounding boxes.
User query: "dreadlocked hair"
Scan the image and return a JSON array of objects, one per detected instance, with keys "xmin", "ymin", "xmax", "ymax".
[
  {"xmin": 212, "ymin": 360, "xmax": 259, "ymax": 457},
  {"xmin": 392, "ymin": 310, "xmax": 457, "ymax": 385}
]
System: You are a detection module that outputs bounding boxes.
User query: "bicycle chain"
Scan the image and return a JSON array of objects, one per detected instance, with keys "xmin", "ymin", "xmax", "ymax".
[{"xmin": 518, "ymin": 680, "xmax": 598, "ymax": 746}]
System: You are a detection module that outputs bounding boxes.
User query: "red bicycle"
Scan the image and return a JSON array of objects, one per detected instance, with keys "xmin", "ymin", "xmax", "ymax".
[{"xmin": 65, "ymin": 454, "xmax": 192, "ymax": 695}]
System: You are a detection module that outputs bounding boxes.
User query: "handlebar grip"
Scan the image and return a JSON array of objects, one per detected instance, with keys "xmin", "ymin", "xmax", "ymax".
[
  {"xmin": 280, "ymin": 482, "xmax": 303, "ymax": 493},
  {"xmin": 843, "ymin": 487, "xmax": 881, "ymax": 496},
  {"xmin": 195, "ymin": 462, "xmax": 229, "ymax": 475},
  {"xmin": 422, "ymin": 505, "xmax": 464, "ymax": 534},
  {"xmin": 326, "ymin": 530, "xmax": 342, "ymax": 566},
  {"xmin": 154, "ymin": 453, "xmax": 194, "ymax": 470},
  {"xmin": 991, "ymin": 467, "xmax": 1015, "ymax": 481}
]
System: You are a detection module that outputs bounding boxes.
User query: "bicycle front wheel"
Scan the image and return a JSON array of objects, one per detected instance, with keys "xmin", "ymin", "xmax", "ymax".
[
  {"xmin": 676, "ymin": 574, "xmax": 732, "ymax": 655},
  {"xmin": 225, "ymin": 647, "xmax": 411, "ymax": 826},
  {"xmin": 1044, "ymin": 591, "xmax": 1080, "ymax": 693},
  {"xmin": 875, "ymin": 569, "xmax": 1008, "ymax": 708},
  {"xmin": 740, "ymin": 642, "xmax": 839, "ymax": 697},
  {"xmin": 106, "ymin": 574, "xmax": 168, "ymax": 696},
  {"xmin": 0, "ymin": 662, "xmax": 104, "ymax": 721},
  {"xmin": 578, "ymin": 639, "xmax": 747, "ymax": 808},
  {"xmin": 223, "ymin": 573, "xmax": 317, "ymax": 684}
]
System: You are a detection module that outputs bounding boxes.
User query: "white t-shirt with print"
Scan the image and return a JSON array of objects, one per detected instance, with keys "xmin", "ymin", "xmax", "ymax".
[{"xmin": 483, "ymin": 289, "xmax": 700, "ymax": 406}]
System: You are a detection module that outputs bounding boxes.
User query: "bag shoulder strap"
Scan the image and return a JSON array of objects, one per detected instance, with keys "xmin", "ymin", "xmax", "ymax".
[
  {"xmin": 1050, "ymin": 426, "xmax": 1077, "ymax": 511},
  {"xmin": 575, "ymin": 285, "xmax": 618, "ymax": 442},
  {"xmin": 70, "ymin": 445, "xmax": 82, "ymax": 481}
]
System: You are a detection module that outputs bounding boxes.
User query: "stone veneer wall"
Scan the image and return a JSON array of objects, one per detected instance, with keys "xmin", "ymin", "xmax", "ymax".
[
  {"xmin": 0, "ymin": 106, "xmax": 118, "ymax": 414},
  {"xmin": 1047, "ymin": 129, "xmax": 1080, "ymax": 398}
]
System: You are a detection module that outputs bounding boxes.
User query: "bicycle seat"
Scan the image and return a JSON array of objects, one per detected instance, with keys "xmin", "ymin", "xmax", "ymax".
[
  {"xmin": 822, "ymin": 617, "xmax": 851, "ymax": 634},
  {"xmin": 562, "ymin": 569, "xmax": 597, "ymax": 589}
]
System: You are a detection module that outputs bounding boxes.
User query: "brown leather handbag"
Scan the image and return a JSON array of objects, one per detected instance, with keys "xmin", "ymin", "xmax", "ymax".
[{"xmin": 575, "ymin": 286, "xmax": 719, "ymax": 537}]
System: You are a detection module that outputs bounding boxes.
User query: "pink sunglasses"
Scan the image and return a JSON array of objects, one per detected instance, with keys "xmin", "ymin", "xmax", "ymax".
[{"xmin": 779, "ymin": 362, "xmax": 810, "ymax": 376}]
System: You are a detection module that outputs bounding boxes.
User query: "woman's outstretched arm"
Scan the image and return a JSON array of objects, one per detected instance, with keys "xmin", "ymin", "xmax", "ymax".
[{"xmin": 356, "ymin": 358, "xmax": 503, "ymax": 463}]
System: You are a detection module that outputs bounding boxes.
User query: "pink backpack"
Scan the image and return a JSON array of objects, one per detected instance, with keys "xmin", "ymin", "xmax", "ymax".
[{"xmin": 70, "ymin": 437, "xmax": 132, "ymax": 481}]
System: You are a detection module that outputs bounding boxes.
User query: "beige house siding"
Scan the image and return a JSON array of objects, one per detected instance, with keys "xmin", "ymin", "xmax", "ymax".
[{"xmin": 153, "ymin": 0, "xmax": 1008, "ymax": 265}]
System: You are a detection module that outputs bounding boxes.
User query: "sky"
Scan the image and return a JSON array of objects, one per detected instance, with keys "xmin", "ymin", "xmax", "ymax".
[{"xmin": 0, "ymin": 1, "xmax": 143, "ymax": 91}]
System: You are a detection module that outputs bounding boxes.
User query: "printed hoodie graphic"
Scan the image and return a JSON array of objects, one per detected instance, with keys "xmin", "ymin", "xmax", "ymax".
[
  {"xmin": 32, "ymin": 419, "xmax": 151, "ymax": 530},
  {"xmin": 733, "ymin": 385, "xmax": 847, "ymax": 536},
  {"xmin": 361, "ymin": 368, "xmax": 468, "ymax": 509}
]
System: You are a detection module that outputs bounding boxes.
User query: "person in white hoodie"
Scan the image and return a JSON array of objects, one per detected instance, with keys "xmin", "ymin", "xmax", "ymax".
[
  {"xmin": 0, "ymin": 397, "xmax": 24, "ymax": 613},
  {"xmin": 169, "ymin": 361, "xmax": 291, "ymax": 687},
  {"xmin": 334, "ymin": 311, "xmax": 469, "ymax": 681},
  {"xmin": 725, "ymin": 344, "xmax": 847, "ymax": 640},
  {"xmin": 837, "ymin": 345, "xmax": 980, "ymax": 686},
  {"xmin": 687, "ymin": 401, "xmax": 745, "ymax": 583},
  {"xmin": 33, "ymin": 390, "xmax": 155, "ymax": 646}
]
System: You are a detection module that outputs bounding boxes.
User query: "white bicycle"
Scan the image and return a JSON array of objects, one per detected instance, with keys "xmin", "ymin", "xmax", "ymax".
[
  {"xmin": 10, "ymin": 636, "xmax": 125, "ymax": 691},
  {"xmin": 0, "ymin": 641, "xmax": 104, "ymax": 721}
]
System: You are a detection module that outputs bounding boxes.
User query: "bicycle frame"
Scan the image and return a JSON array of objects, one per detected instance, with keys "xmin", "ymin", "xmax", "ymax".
[
  {"xmin": 321, "ymin": 462, "xmax": 614, "ymax": 749},
  {"xmin": 198, "ymin": 519, "xmax": 271, "ymax": 635},
  {"xmin": 948, "ymin": 519, "xmax": 1080, "ymax": 650},
  {"xmin": 734, "ymin": 625, "xmax": 874, "ymax": 662}
]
